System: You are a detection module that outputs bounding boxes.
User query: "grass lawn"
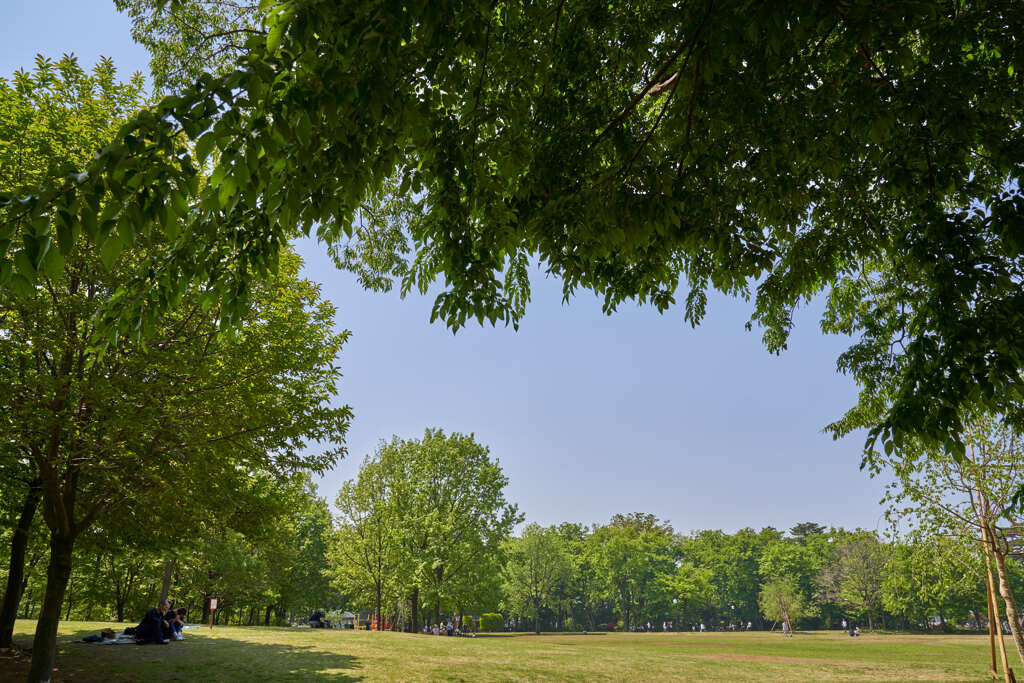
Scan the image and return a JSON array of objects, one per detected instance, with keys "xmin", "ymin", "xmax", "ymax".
[{"xmin": 0, "ymin": 621, "xmax": 1011, "ymax": 681}]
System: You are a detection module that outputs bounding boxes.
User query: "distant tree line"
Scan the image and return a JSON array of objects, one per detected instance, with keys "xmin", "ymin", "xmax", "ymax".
[{"xmin": 4, "ymin": 424, "xmax": 1022, "ymax": 643}]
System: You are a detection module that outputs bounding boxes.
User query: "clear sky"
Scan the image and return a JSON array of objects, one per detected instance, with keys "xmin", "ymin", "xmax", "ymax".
[{"xmin": 0, "ymin": 0, "xmax": 891, "ymax": 535}]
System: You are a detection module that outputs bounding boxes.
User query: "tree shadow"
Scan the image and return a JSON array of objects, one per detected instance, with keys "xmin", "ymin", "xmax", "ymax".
[
  {"xmin": 470, "ymin": 631, "xmax": 607, "ymax": 638},
  {"xmin": 5, "ymin": 625, "xmax": 363, "ymax": 682}
]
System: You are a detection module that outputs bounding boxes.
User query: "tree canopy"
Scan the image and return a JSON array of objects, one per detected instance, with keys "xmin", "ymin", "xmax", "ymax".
[{"xmin": 0, "ymin": 0, "xmax": 1020, "ymax": 458}]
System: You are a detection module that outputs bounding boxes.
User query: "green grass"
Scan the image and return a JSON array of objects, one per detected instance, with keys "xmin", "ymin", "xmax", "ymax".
[{"xmin": 0, "ymin": 620, "xmax": 1012, "ymax": 681}]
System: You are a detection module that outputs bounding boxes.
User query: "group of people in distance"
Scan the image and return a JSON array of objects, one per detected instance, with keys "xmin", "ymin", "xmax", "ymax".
[
  {"xmin": 424, "ymin": 621, "xmax": 467, "ymax": 637},
  {"xmin": 128, "ymin": 599, "xmax": 187, "ymax": 644}
]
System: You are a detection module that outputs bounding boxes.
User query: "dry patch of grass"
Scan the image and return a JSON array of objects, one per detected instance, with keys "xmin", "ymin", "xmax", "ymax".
[{"xmin": 1, "ymin": 621, "xmax": 1004, "ymax": 681}]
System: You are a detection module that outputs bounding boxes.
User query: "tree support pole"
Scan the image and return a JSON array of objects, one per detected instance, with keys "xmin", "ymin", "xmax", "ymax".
[{"xmin": 986, "ymin": 544, "xmax": 1015, "ymax": 683}]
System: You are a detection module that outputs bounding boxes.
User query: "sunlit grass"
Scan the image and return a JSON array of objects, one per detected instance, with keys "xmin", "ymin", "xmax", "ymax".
[{"xmin": 2, "ymin": 620, "xmax": 1010, "ymax": 681}]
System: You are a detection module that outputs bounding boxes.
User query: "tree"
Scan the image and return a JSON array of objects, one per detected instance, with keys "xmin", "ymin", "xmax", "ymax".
[
  {"xmin": 114, "ymin": 0, "xmax": 264, "ymax": 93},
  {"xmin": 502, "ymin": 523, "xmax": 571, "ymax": 634},
  {"xmin": 881, "ymin": 532, "xmax": 985, "ymax": 630},
  {"xmin": 661, "ymin": 561, "xmax": 714, "ymax": 630},
  {"xmin": 2, "ymin": 1, "xmax": 1021, "ymax": 458},
  {"xmin": 833, "ymin": 533, "xmax": 886, "ymax": 631},
  {"xmin": 0, "ymin": 55, "xmax": 351, "ymax": 678},
  {"xmin": 339, "ymin": 430, "xmax": 519, "ymax": 632},
  {"xmin": 397, "ymin": 430, "xmax": 519, "ymax": 629},
  {"xmin": 682, "ymin": 527, "xmax": 780, "ymax": 627},
  {"xmin": 587, "ymin": 514, "xmax": 677, "ymax": 631},
  {"xmin": 554, "ymin": 522, "xmax": 604, "ymax": 632},
  {"xmin": 789, "ymin": 523, "xmax": 826, "ymax": 540},
  {"xmin": 331, "ymin": 458, "xmax": 396, "ymax": 631},
  {"xmin": 759, "ymin": 578, "xmax": 810, "ymax": 634},
  {"xmin": 882, "ymin": 413, "xmax": 1024, "ymax": 666},
  {"xmin": 0, "ymin": 53, "xmax": 148, "ymax": 656},
  {"xmin": 759, "ymin": 537, "xmax": 829, "ymax": 626}
]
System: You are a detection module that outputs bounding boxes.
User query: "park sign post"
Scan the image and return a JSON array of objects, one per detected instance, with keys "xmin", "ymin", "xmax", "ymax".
[{"xmin": 209, "ymin": 598, "xmax": 218, "ymax": 630}]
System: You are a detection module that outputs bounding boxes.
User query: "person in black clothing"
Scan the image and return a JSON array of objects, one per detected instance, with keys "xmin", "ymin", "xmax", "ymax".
[
  {"xmin": 132, "ymin": 600, "xmax": 171, "ymax": 644},
  {"xmin": 164, "ymin": 606, "xmax": 186, "ymax": 640}
]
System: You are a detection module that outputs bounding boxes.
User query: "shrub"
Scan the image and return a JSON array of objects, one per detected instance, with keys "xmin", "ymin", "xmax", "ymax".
[
  {"xmin": 462, "ymin": 615, "xmax": 474, "ymax": 632},
  {"xmin": 480, "ymin": 613, "xmax": 503, "ymax": 632}
]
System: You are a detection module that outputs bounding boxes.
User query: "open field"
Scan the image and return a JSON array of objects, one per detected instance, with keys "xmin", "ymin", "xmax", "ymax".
[{"xmin": 0, "ymin": 621, "xmax": 1013, "ymax": 681}]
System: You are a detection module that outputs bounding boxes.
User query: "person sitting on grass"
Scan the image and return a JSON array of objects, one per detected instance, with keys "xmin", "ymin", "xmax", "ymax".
[
  {"xmin": 132, "ymin": 599, "xmax": 171, "ymax": 644},
  {"xmin": 164, "ymin": 606, "xmax": 187, "ymax": 641}
]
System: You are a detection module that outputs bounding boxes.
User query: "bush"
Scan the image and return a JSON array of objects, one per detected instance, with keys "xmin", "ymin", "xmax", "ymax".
[
  {"xmin": 480, "ymin": 613, "xmax": 503, "ymax": 632},
  {"xmin": 462, "ymin": 615, "xmax": 474, "ymax": 632}
]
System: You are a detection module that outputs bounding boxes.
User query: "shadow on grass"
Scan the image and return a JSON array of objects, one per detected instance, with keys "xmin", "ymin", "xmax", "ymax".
[
  {"xmin": 471, "ymin": 631, "xmax": 608, "ymax": 638},
  {"xmin": 3, "ymin": 626, "xmax": 362, "ymax": 682}
]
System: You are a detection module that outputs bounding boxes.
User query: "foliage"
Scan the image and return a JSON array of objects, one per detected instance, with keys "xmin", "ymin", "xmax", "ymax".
[
  {"xmin": 501, "ymin": 523, "xmax": 571, "ymax": 633},
  {"xmin": 881, "ymin": 532, "xmax": 986, "ymax": 629},
  {"xmin": 832, "ymin": 533, "xmax": 887, "ymax": 630},
  {"xmin": 759, "ymin": 578, "xmax": 811, "ymax": 630},
  {"xmin": 479, "ymin": 612, "xmax": 503, "ymax": 632},
  {"xmin": 328, "ymin": 430, "xmax": 519, "ymax": 630},
  {"xmin": 330, "ymin": 457, "xmax": 396, "ymax": 630},
  {"xmin": 114, "ymin": 0, "xmax": 264, "ymax": 93},
  {"xmin": 0, "ymin": 53, "xmax": 352, "ymax": 679},
  {"xmin": 0, "ymin": 1, "xmax": 1021, "ymax": 458}
]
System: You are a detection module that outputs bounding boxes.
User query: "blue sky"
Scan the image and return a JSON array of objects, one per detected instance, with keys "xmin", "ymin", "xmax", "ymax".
[{"xmin": 0, "ymin": 0, "xmax": 890, "ymax": 534}]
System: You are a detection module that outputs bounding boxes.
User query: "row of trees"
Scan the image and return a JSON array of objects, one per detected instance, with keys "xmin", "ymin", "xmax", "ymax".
[
  {"xmin": 1, "ymin": 474, "xmax": 337, "ymax": 629},
  {"xmin": 0, "ymin": 55, "xmax": 351, "ymax": 680},
  {"xmin": 326, "ymin": 434, "xmax": 1021, "ymax": 639},
  {"xmin": 4, "ymin": 412, "xmax": 1024, "ymax": 683},
  {"xmin": 2, "ymin": 461, "xmax": 1006, "ymax": 640},
  {"xmin": 502, "ymin": 518, "xmax": 996, "ymax": 635}
]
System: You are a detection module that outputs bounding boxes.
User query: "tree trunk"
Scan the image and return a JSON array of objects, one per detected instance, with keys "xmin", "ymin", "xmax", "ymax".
[
  {"xmin": 434, "ymin": 599, "xmax": 440, "ymax": 628},
  {"xmin": 0, "ymin": 479, "xmax": 42, "ymax": 649},
  {"xmin": 985, "ymin": 544, "xmax": 1014, "ymax": 683},
  {"xmin": 264, "ymin": 604, "xmax": 273, "ymax": 627},
  {"xmin": 376, "ymin": 585, "xmax": 383, "ymax": 631},
  {"xmin": 866, "ymin": 608, "xmax": 873, "ymax": 631},
  {"xmin": 988, "ymin": 581, "xmax": 998, "ymax": 678},
  {"xmin": 989, "ymin": 524, "xmax": 1024, "ymax": 666},
  {"xmin": 410, "ymin": 589, "xmax": 419, "ymax": 633},
  {"xmin": 28, "ymin": 533, "xmax": 75, "ymax": 683},
  {"xmin": 534, "ymin": 598, "xmax": 541, "ymax": 634},
  {"xmin": 159, "ymin": 560, "xmax": 174, "ymax": 602},
  {"xmin": 64, "ymin": 577, "xmax": 73, "ymax": 621}
]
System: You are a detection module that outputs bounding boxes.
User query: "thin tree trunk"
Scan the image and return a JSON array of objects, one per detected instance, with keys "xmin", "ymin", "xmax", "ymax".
[
  {"xmin": 0, "ymin": 479, "xmax": 42, "ymax": 649},
  {"xmin": 986, "ymin": 544, "xmax": 1014, "ymax": 683},
  {"xmin": 410, "ymin": 589, "xmax": 419, "ymax": 633},
  {"xmin": 376, "ymin": 586, "xmax": 382, "ymax": 631},
  {"xmin": 988, "ymin": 579, "xmax": 998, "ymax": 679},
  {"xmin": 64, "ymin": 577, "xmax": 73, "ymax": 621},
  {"xmin": 28, "ymin": 533, "xmax": 75, "ymax": 683},
  {"xmin": 988, "ymin": 522, "xmax": 1024, "ymax": 666},
  {"xmin": 264, "ymin": 604, "xmax": 273, "ymax": 627}
]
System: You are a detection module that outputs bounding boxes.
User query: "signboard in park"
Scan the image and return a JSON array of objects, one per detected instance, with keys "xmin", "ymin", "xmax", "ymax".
[{"xmin": 210, "ymin": 598, "xmax": 218, "ymax": 610}]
